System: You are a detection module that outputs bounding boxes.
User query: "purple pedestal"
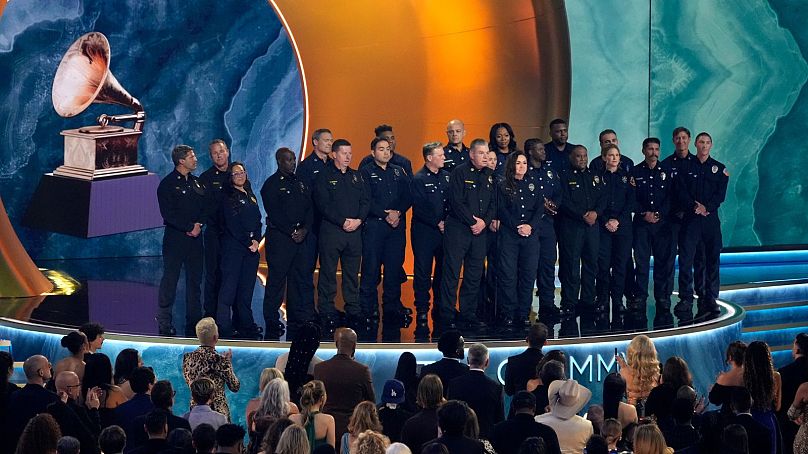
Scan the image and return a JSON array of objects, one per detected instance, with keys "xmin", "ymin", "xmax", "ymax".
[{"xmin": 23, "ymin": 173, "xmax": 163, "ymax": 237}]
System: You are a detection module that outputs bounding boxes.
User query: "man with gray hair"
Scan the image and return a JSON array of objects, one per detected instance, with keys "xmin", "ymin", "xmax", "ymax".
[
  {"xmin": 2, "ymin": 355, "xmax": 59, "ymax": 452},
  {"xmin": 56, "ymin": 436, "xmax": 81, "ymax": 454},
  {"xmin": 447, "ymin": 343, "xmax": 505, "ymax": 438}
]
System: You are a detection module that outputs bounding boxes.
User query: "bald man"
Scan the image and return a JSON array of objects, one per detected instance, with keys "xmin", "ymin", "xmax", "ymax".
[
  {"xmin": 2, "ymin": 355, "xmax": 59, "ymax": 452},
  {"xmin": 313, "ymin": 328, "xmax": 376, "ymax": 441},
  {"xmin": 444, "ymin": 119, "xmax": 470, "ymax": 171},
  {"xmin": 46, "ymin": 371, "xmax": 102, "ymax": 454}
]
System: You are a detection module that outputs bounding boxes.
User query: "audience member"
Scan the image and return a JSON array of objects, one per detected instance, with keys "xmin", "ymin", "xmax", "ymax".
[
  {"xmin": 601, "ymin": 372, "xmax": 637, "ymax": 431},
  {"xmin": 340, "ymin": 402, "xmax": 382, "ymax": 454},
  {"xmin": 378, "ymin": 379, "xmax": 413, "ymax": 443},
  {"xmin": 113, "ymin": 366, "xmax": 155, "ymax": 450},
  {"xmin": 447, "ymin": 343, "xmax": 504, "ymax": 438},
  {"xmin": 46, "ymin": 371, "xmax": 102, "ymax": 454},
  {"xmin": 632, "ymin": 424, "xmax": 672, "ymax": 454},
  {"xmin": 82, "ymin": 351, "xmax": 122, "ymax": 426},
  {"xmin": 274, "ymin": 424, "xmax": 309, "ymax": 454},
  {"xmin": 14, "ymin": 413, "xmax": 61, "ymax": 454},
  {"xmin": 516, "ymin": 437, "xmax": 547, "ymax": 454},
  {"xmin": 601, "ymin": 418, "xmax": 622, "ymax": 452},
  {"xmin": 162, "ymin": 428, "xmax": 194, "ymax": 454},
  {"xmin": 182, "ymin": 318, "xmax": 240, "ymax": 421},
  {"xmin": 401, "ymin": 374, "xmax": 444, "ymax": 454},
  {"xmin": 709, "ymin": 341, "xmax": 747, "ymax": 413},
  {"xmin": 645, "ymin": 357, "xmax": 692, "ymax": 427},
  {"xmin": 108, "ymin": 349, "xmax": 143, "ymax": 408},
  {"xmin": 787, "ymin": 381, "xmax": 808, "ymax": 454},
  {"xmin": 245, "ymin": 368, "xmax": 285, "ymax": 425},
  {"xmin": 314, "ymin": 328, "xmax": 375, "ymax": 441},
  {"xmin": 128, "ymin": 411, "xmax": 168, "ymax": 454},
  {"xmin": 99, "ymin": 425, "xmax": 127, "ymax": 454},
  {"xmin": 660, "ymin": 397, "xmax": 699, "ymax": 451},
  {"xmin": 730, "ymin": 387, "xmax": 772, "ymax": 454},
  {"xmin": 289, "ymin": 380, "xmax": 335, "ymax": 452},
  {"xmin": 744, "ymin": 341, "xmax": 781, "ymax": 454},
  {"xmin": 190, "ymin": 423, "xmax": 216, "ymax": 454},
  {"xmin": 419, "ymin": 331, "xmax": 467, "ymax": 397},
  {"xmin": 427, "ymin": 400, "xmax": 483, "ymax": 454},
  {"xmin": 721, "ymin": 424, "xmax": 749, "ymax": 454},
  {"xmin": 491, "ymin": 391, "xmax": 561, "ymax": 454},
  {"xmin": 79, "ymin": 322, "xmax": 106, "ymax": 355},
  {"xmin": 394, "ymin": 353, "xmax": 419, "ymax": 413},
  {"xmin": 353, "ymin": 430, "xmax": 390, "ymax": 454},
  {"xmin": 386, "ymin": 442, "xmax": 412, "ymax": 454},
  {"xmin": 129, "ymin": 380, "xmax": 191, "ymax": 451},
  {"xmin": 215, "ymin": 424, "xmax": 247, "ymax": 454},
  {"xmin": 584, "ymin": 435, "xmax": 608, "ymax": 454},
  {"xmin": 256, "ymin": 418, "xmax": 293, "ymax": 454},
  {"xmin": 616, "ymin": 335, "xmax": 660, "ymax": 409},
  {"xmin": 0, "ymin": 351, "xmax": 20, "ymax": 431},
  {"xmin": 420, "ymin": 443, "xmax": 448, "ymax": 454},
  {"xmin": 535, "ymin": 379, "xmax": 593, "ymax": 454},
  {"xmin": 56, "ymin": 436, "xmax": 80, "ymax": 454},
  {"xmin": 504, "ymin": 324, "xmax": 548, "ymax": 397},
  {"xmin": 779, "ymin": 333, "xmax": 808, "ymax": 454},
  {"xmin": 55, "ymin": 331, "xmax": 89, "ymax": 381},
  {"xmin": 526, "ymin": 350, "xmax": 566, "ymax": 393},
  {"xmin": 277, "ymin": 322, "xmax": 323, "ymax": 407},
  {"xmin": 184, "ymin": 378, "xmax": 227, "ymax": 430},
  {"xmin": 463, "ymin": 407, "xmax": 497, "ymax": 454},
  {"xmin": 3, "ymin": 354, "xmax": 59, "ymax": 452},
  {"xmin": 587, "ymin": 404, "xmax": 604, "ymax": 435},
  {"xmin": 532, "ymin": 360, "xmax": 565, "ymax": 416},
  {"xmin": 253, "ymin": 377, "xmax": 296, "ymax": 434}
]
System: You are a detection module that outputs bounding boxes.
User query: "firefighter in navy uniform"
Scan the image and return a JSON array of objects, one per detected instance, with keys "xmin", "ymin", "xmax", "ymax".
[
  {"xmin": 675, "ymin": 132, "xmax": 728, "ymax": 317},
  {"xmin": 198, "ymin": 139, "xmax": 230, "ymax": 319},
  {"xmin": 444, "ymin": 119, "xmax": 470, "ymax": 171},
  {"xmin": 496, "ymin": 152, "xmax": 543, "ymax": 329},
  {"xmin": 261, "ymin": 148, "xmax": 315, "ymax": 339},
  {"xmin": 359, "ymin": 137, "xmax": 412, "ymax": 325},
  {"xmin": 359, "ymin": 124, "xmax": 414, "ymax": 176},
  {"xmin": 557, "ymin": 145, "xmax": 605, "ymax": 316},
  {"xmin": 410, "ymin": 142, "xmax": 450, "ymax": 327},
  {"xmin": 525, "ymin": 138, "xmax": 563, "ymax": 318},
  {"xmin": 631, "ymin": 138, "xmax": 674, "ymax": 313},
  {"xmin": 438, "ymin": 139, "xmax": 496, "ymax": 333},
  {"xmin": 594, "ymin": 144, "xmax": 634, "ymax": 314},
  {"xmin": 156, "ymin": 145, "xmax": 206, "ymax": 336},
  {"xmin": 544, "ymin": 118, "xmax": 579, "ymax": 172},
  {"xmin": 217, "ymin": 162, "xmax": 263, "ymax": 339},
  {"xmin": 313, "ymin": 139, "xmax": 370, "ymax": 329}
]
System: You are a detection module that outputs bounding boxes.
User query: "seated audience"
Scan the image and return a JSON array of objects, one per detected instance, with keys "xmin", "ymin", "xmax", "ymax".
[
  {"xmin": 54, "ymin": 331, "xmax": 88, "ymax": 381},
  {"xmin": 15, "ymin": 413, "xmax": 62, "ymax": 454},
  {"xmin": 721, "ymin": 424, "xmax": 750, "ymax": 454},
  {"xmin": 3, "ymin": 354, "xmax": 59, "ymax": 452},
  {"xmin": 532, "ymin": 360, "xmax": 565, "ymax": 416},
  {"xmin": 602, "ymin": 373, "xmax": 638, "ymax": 431},
  {"xmin": 401, "ymin": 374, "xmax": 444, "ymax": 454},
  {"xmin": 113, "ymin": 366, "xmax": 155, "ymax": 449},
  {"xmin": 660, "ymin": 397, "xmax": 699, "ymax": 451},
  {"xmin": 191, "ymin": 423, "xmax": 216, "ymax": 454},
  {"xmin": 129, "ymin": 379, "xmax": 190, "ymax": 451},
  {"xmin": 99, "ymin": 425, "xmax": 127, "ymax": 454},
  {"xmin": 587, "ymin": 405, "xmax": 604, "ymax": 435},
  {"xmin": 709, "ymin": 341, "xmax": 747, "ymax": 413},
  {"xmin": 601, "ymin": 418, "xmax": 622, "ymax": 453},
  {"xmin": 447, "ymin": 343, "xmax": 504, "ymax": 438},
  {"xmin": 215, "ymin": 424, "xmax": 247, "ymax": 454},
  {"xmin": 162, "ymin": 428, "xmax": 193, "ymax": 454},
  {"xmin": 56, "ymin": 436, "xmax": 80, "ymax": 454},
  {"xmin": 183, "ymin": 377, "xmax": 227, "ymax": 430},
  {"xmin": 108, "ymin": 349, "xmax": 143, "ymax": 408},
  {"xmin": 645, "ymin": 356, "xmax": 692, "ymax": 428},
  {"xmin": 82, "ymin": 351, "xmax": 122, "ymax": 427},
  {"xmin": 251, "ymin": 377, "xmax": 297, "ymax": 440},
  {"xmin": 516, "ymin": 437, "xmax": 547, "ymax": 454},
  {"xmin": 256, "ymin": 418, "xmax": 293, "ymax": 454},
  {"xmin": 584, "ymin": 435, "xmax": 609, "ymax": 454},
  {"xmin": 526, "ymin": 350, "xmax": 566, "ymax": 393},
  {"xmin": 616, "ymin": 335, "xmax": 660, "ymax": 408},
  {"xmin": 182, "ymin": 318, "xmax": 240, "ymax": 421},
  {"xmin": 79, "ymin": 322, "xmax": 106, "ymax": 356},
  {"xmin": 46, "ymin": 371, "xmax": 102, "ymax": 454},
  {"xmin": 425, "ymin": 400, "xmax": 483, "ymax": 454},
  {"xmin": 129, "ymin": 411, "xmax": 168, "ymax": 454},
  {"xmin": 340, "ymin": 401, "xmax": 383, "ymax": 454},
  {"xmin": 394, "ymin": 353, "xmax": 420, "ymax": 413},
  {"xmin": 730, "ymin": 387, "xmax": 772, "ymax": 454},
  {"xmin": 632, "ymin": 423, "xmax": 672, "ymax": 454},
  {"xmin": 535, "ymin": 379, "xmax": 593, "ymax": 454},
  {"xmin": 0, "ymin": 351, "xmax": 19, "ymax": 422},
  {"xmin": 463, "ymin": 407, "xmax": 496, "ymax": 454},
  {"xmin": 245, "ymin": 368, "xmax": 288, "ymax": 424},
  {"xmin": 378, "ymin": 379, "xmax": 413, "ymax": 443},
  {"xmin": 289, "ymin": 380, "xmax": 335, "ymax": 452},
  {"xmin": 275, "ymin": 424, "xmax": 309, "ymax": 454},
  {"xmin": 491, "ymin": 391, "xmax": 561, "ymax": 454},
  {"xmin": 419, "ymin": 331, "xmax": 467, "ymax": 397},
  {"xmin": 353, "ymin": 430, "xmax": 390, "ymax": 454},
  {"xmin": 504, "ymin": 324, "xmax": 549, "ymax": 397}
]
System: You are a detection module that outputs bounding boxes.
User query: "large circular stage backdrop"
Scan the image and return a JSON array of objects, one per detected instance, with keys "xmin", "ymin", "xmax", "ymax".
[{"xmin": 0, "ymin": 0, "xmax": 806, "ymax": 259}]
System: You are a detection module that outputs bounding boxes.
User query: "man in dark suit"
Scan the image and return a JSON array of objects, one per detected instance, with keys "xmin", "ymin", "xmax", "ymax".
[
  {"xmin": 447, "ymin": 343, "xmax": 505, "ymax": 438},
  {"xmin": 424, "ymin": 400, "xmax": 483, "ymax": 454},
  {"xmin": 731, "ymin": 388, "xmax": 772, "ymax": 454},
  {"xmin": 114, "ymin": 367, "xmax": 156, "ymax": 453},
  {"xmin": 313, "ymin": 327, "xmax": 375, "ymax": 441},
  {"xmin": 779, "ymin": 333, "xmax": 808, "ymax": 454},
  {"xmin": 46, "ymin": 371, "xmax": 102, "ymax": 454},
  {"xmin": 491, "ymin": 391, "xmax": 561, "ymax": 454},
  {"xmin": 504, "ymin": 323, "xmax": 548, "ymax": 397},
  {"xmin": 127, "ymin": 380, "xmax": 191, "ymax": 451},
  {"xmin": 2, "ymin": 355, "xmax": 59, "ymax": 454},
  {"xmin": 419, "ymin": 330, "xmax": 468, "ymax": 397},
  {"xmin": 128, "ymin": 411, "xmax": 168, "ymax": 454}
]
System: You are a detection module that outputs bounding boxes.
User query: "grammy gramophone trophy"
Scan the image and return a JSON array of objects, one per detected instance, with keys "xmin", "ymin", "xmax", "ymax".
[{"xmin": 23, "ymin": 32, "xmax": 162, "ymax": 237}]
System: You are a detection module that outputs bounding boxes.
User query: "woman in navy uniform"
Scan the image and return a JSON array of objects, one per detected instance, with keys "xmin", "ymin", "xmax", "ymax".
[
  {"xmin": 217, "ymin": 162, "xmax": 262, "ymax": 338},
  {"xmin": 496, "ymin": 152, "xmax": 543, "ymax": 328},
  {"xmin": 594, "ymin": 144, "xmax": 634, "ymax": 314}
]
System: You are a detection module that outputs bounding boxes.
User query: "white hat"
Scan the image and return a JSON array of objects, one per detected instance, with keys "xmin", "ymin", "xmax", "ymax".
[{"xmin": 547, "ymin": 379, "xmax": 592, "ymax": 420}]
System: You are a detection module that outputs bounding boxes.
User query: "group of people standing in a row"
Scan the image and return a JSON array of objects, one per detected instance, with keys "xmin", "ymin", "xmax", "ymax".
[{"xmin": 155, "ymin": 118, "xmax": 728, "ymax": 339}]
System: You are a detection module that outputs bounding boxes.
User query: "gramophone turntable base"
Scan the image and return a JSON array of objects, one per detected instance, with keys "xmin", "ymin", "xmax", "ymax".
[{"xmin": 23, "ymin": 173, "xmax": 162, "ymax": 238}]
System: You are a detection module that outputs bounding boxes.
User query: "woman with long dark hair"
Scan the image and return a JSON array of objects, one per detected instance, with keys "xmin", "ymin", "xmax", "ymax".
[
  {"xmin": 495, "ymin": 151, "xmax": 542, "ymax": 328},
  {"xmin": 602, "ymin": 373, "xmax": 638, "ymax": 430},
  {"xmin": 0, "ymin": 351, "xmax": 19, "ymax": 424},
  {"xmin": 488, "ymin": 122, "xmax": 517, "ymax": 175},
  {"xmin": 217, "ymin": 161, "xmax": 263, "ymax": 338},
  {"xmin": 394, "ymin": 352, "xmax": 419, "ymax": 413},
  {"xmin": 744, "ymin": 341, "xmax": 782, "ymax": 454},
  {"xmin": 645, "ymin": 356, "xmax": 693, "ymax": 426}
]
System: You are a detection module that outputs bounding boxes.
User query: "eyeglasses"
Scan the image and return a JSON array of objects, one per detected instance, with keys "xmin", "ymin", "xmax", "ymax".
[
  {"xmin": 232, "ymin": 171, "xmax": 247, "ymax": 177},
  {"xmin": 66, "ymin": 384, "xmax": 82, "ymax": 389}
]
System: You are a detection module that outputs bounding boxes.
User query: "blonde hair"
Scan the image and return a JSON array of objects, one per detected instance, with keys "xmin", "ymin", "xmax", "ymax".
[
  {"xmin": 274, "ymin": 424, "xmax": 309, "ymax": 454},
  {"xmin": 416, "ymin": 374, "xmax": 444, "ymax": 409},
  {"xmin": 348, "ymin": 401, "xmax": 382, "ymax": 435},
  {"xmin": 353, "ymin": 430, "xmax": 390, "ymax": 454},
  {"xmin": 626, "ymin": 335, "xmax": 660, "ymax": 397},
  {"xmin": 260, "ymin": 368, "xmax": 284, "ymax": 391},
  {"xmin": 299, "ymin": 380, "xmax": 327, "ymax": 426},
  {"xmin": 633, "ymin": 424, "xmax": 673, "ymax": 454},
  {"xmin": 602, "ymin": 418, "xmax": 622, "ymax": 445},
  {"xmin": 195, "ymin": 317, "xmax": 218, "ymax": 345}
]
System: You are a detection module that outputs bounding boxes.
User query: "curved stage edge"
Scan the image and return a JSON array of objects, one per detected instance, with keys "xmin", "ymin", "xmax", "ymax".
[{"xmin": 0, "ymin": 300, "xmax": 743, "ymax": 429}]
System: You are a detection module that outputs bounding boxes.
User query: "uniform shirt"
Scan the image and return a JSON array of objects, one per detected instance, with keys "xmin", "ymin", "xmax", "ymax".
[
  {"xmin": 360, "ymin": 162, "xmax": 412, "ymax": 220},
  {"xmin": 447, "ymin": 162, "xmax": 496, "ymax": 226},
  {"xmin": 676, "ymin": 155, "xmax": 729, "ymax": 219},
  {"xmin": 600, "ymin": 167, "xmax": 634, "ymax": 224},
  {"xmin": 411, "ymin": 166, "xmax": 451, "ymax": 229},
  {"xmin": 221, "ymin": 187, "xmax": 262, "ymax": 247},
  {"xmin": 493, "ymin": 150, "xmax": 510, "ymax": 176},
  {"xmin": 198, "ymin": 166, "xmax": 229, "ymax": 230},
  {"xmin": 497, "ymin": 174, "xmax": 544, "ymax": 233},
  {"xmin": 631, "ymin": 160, "xmax": 672, "ymax": 220},
  {"xmin": 558, "ymin": 166, "xmax": 606, "ymax": 224},
  {"xmin": 157, "ymin": 169, "xmax": 206, "ymax": 234},
  {"xmin": 589, "ymin": 155, "xmax": 635, "ymax": 174},
  {"xmin": 544, "ymin": 142, "xmax": 578, "ymax": 172},
  {"xmin": 529, "ymin": 161, "xmax": 563, "ymax": 209},
  {"xmin": 296, "ymin": 151, "xmax": 330, "ymax": 189},
  {"xmin": 313, "ymin": 163, "xmax": 370, "ymax": 228},
  {"xmin": 260, "ymin": 171, "xmax": 313, "ymax": 236},
  {"xmin": 360, "ymin": 152, "xmax": 414, "ymax": 176},
  {"xmin": 443, "ymin": 143, "xmax": 470, "ymax": 172},
  {"xmin": 660, "ymin": 151, "xmax": 697, "ymax": 216}
]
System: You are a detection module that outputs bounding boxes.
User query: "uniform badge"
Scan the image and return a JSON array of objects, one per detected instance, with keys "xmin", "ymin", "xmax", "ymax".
[
  {"xmin": 352, "ymin": 174, "xmax": 359, "ymax": 184},
  {"xmin": 622, "ymin": 176, "xmax": 627, "ymax": 184},
  {"xmin": 528, "ymin": 183, "xmax": 535, "ymax": 192},
  {"xmin": 394, "ymin": 168, "xmax": 400, "ymax": 177},
  {"xmin": 299, "ymin": 181, "xmax": 305, "ymax": 192},
  {"xmin": 488, "ymin": 176, "xmax": 493, "ymax": 184},
  {"xmin": 712, "ymin": 165, "xmax": 718, "ymax": 174},
  {"xmin": 445, "ymin": 175, "xmax": 450, "ymax": 182},
  {"xmin": 250, "ymin": 196, "xmax": 257, "ymax": 204},
  {"xmin": 547, "ymin": 170, "xmax": 553, "ymax": 178},
  {"xmin": 239, "ymin": 199, "xmax": 246, "ymax": 205},
  {"xmin": 594, "ymin": 175, "xmax": 600, "ymax": 184},
  {"xmin": 630, "ymin": 177, "xmax": 636, "ymax": 187},
  {"xmin": 661, "ymin": 172, "xmax": 666, "ymax": 180}
]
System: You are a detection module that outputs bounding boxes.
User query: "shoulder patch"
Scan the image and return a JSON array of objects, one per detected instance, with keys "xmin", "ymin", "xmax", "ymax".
[{"xmin": 723, "ymin": 168, "xmax": 729, "ymax": 177}]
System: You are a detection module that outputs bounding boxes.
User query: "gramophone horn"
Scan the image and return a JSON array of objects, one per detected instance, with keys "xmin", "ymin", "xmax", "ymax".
[{"xmin": 52, "ymin": 32, "xmax": 143, "ymax": 118}]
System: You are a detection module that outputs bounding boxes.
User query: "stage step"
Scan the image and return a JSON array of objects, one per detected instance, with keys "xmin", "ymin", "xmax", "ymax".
[
  {"xmin": 741, "ymin": 304, "xmax": 808, "ymax": 328},
  {"xmin": 740, "ymin": 325, "xmax": 808, "ymax": 348},
  {"xmin": 720, "ymin": 283, "xmax": 808, "ymax": 307}
]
